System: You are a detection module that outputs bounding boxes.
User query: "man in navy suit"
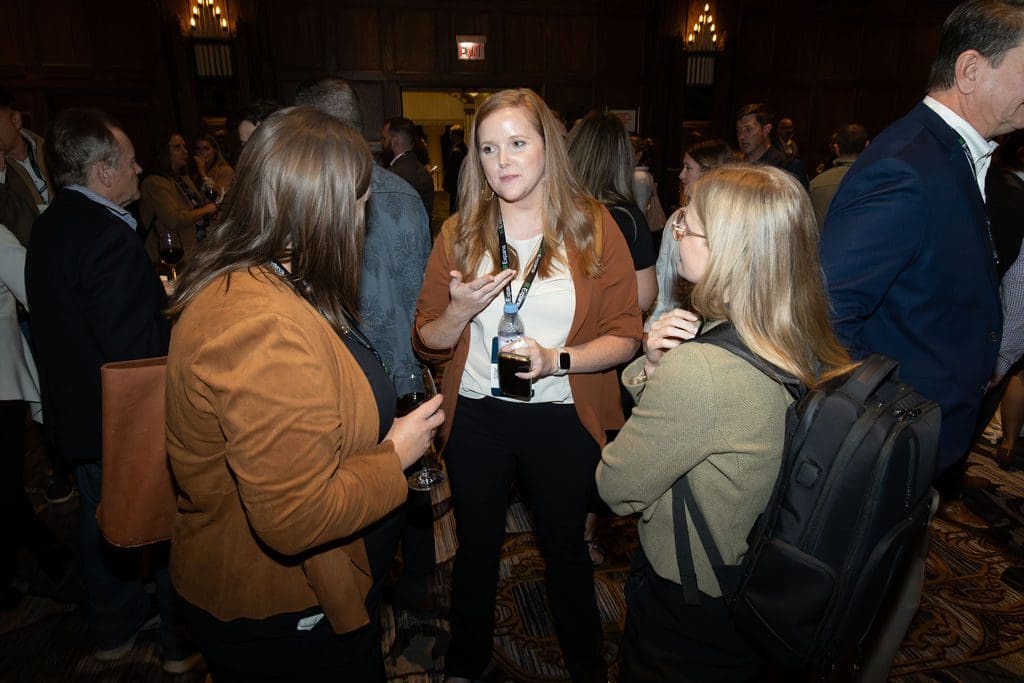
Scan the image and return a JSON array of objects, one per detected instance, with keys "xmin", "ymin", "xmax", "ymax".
[
  {"xmin": 821, "ymin": 2, "xmax": 1024, "ymax": 676},
  {"xmin": 25, "ymin": 109, "xmax": 196, "ymax": 672},
  {"xmin": 822, "ymin": 0, "xmax": 1024, "ymax": 500}
]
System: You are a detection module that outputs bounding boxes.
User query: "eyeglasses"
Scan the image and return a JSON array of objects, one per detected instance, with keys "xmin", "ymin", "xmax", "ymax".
[{"xmin": 670, "ymin": 208, "xmax": 707, "ymax": 241}]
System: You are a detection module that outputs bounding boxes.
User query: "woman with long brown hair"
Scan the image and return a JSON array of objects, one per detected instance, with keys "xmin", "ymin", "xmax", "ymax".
[
  {"xmin": 414, "ymin": 88, "xmax": 642, "ymax": 682},
  {"xmin": 165, "ymin": 107, "xmax": 443, "ymax": 680},
  {"xmin": 598, "ymin": 165, "xmax": 855, "ymax": 681}
]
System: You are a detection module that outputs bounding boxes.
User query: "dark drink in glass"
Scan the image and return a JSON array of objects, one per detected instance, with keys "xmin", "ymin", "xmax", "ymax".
[
  {"xmin": 391, "ymin": 363, "xmax": 446, "ymax": 491},
  {"xmin": 396, "ymin": 391, "xmax": 427, "ymax": 417}
]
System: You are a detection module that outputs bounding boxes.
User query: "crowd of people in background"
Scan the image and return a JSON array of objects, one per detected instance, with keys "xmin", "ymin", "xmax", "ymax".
[{"xmin": 2, "ymin": 1, "xmax": 1024, "ymax": 681}]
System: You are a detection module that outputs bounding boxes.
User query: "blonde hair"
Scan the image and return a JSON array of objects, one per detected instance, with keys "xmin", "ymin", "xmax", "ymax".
[
  {"xmin": 688, "ymin": 164, "xmax": 855, "ymax": 386},
  {"xmin": 451, "ymin": 88, "xmax": 602, "ymax": 279},
  {"xmin": 168, "ymin": 107, "xmax": 372, "ymax": 337}
]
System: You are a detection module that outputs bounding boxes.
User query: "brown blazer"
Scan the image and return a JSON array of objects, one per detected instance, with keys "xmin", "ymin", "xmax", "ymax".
[
  {"xmin": 166, "ymin": 267, "xmax": 407, "ymax": 633},
  {"xmin": 413, "ymin": 205, "xmax": 642, "ymax": 449},
  {"xmin": 139, "ymin": 174, "xmax": 202, "ymax": 263},
  {"xmin": 5, "ymin": 129, "xmax": 54, "ymax": 209}
]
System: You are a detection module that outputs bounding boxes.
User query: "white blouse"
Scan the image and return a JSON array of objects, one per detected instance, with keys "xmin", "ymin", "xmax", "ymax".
[{"xmin": 459, "ymin": 233, "xmax": 576, "ymax": 404}]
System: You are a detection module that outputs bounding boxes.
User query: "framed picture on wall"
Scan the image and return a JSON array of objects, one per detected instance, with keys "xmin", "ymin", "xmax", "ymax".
[{"xmin": 609, "ymin": 108, "xmax": 638, "ymax": 133}]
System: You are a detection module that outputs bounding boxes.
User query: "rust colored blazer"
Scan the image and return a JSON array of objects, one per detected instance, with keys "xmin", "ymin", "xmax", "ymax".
[
  {"xmin": 414, "ymin": 205, "xmax": 643, "ymax": 449},
  {"xmin": 166, "ymin": 267, "xmax": 407, "ymax": 633}
]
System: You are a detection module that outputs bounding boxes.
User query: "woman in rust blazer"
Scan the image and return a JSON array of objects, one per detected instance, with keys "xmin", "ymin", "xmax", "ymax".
[
  {"xmin": 165, "ymin": 107, "xmax": 443, "ymax": 681},
  {"xmin": 414, "ymin": 89, "xmax": 642, "ymax": 683}
]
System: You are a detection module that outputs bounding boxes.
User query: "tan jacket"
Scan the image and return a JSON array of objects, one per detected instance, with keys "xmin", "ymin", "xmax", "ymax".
[
  {"xmin": 139, "ymin": 174, "xmax": 202, "ymax": 263},
  {"xmin": 413, "ymin": 205, "xmax": 642, "ymax": 449},
  {"xmin": 5, "ymin": 129, "xmax": 54, "ymax": 209},
  {"xmin": 166, "ymin": 267, "xmax": 407, "ymax": 633}
]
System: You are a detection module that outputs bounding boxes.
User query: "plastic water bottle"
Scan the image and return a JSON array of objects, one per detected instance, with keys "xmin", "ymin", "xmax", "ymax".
[{"xmin": 497, "ymin": 302, "xmax": 525, "ymax": 348}]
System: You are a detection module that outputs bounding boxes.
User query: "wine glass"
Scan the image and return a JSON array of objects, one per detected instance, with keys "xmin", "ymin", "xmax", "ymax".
[
  {"xmin": 392, "ymin": 362, "xmax": 446, "ymax": 491},
  {"xmin": 158, "ymin": 231, "xmax": 184, "ymax": 280}
]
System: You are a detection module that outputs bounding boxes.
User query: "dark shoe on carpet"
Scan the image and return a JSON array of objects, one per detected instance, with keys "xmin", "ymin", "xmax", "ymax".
[
  {"xmin": 936, "ymin": 500, "xmax": 991, "ymax": 529},
  {"xmin": 44, "ymin": 475, "xmax": 75, "ymax": 505},
  {"xmin": 1000, "ymin": 566, "xmax": 1024, "ymax": 593},
  {"xmin": 585, "ymin": 538, "xmax": 606, "ymax": 567}
]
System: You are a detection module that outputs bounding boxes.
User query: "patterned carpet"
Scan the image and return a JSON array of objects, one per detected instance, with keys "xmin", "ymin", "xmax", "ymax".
[{"xmin": 5, "ymin": 442, "xmax": 1024, "ymax": 682}]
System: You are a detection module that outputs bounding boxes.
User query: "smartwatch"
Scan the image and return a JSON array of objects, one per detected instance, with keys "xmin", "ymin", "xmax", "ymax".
[{"xmin": 555, "ymin": 348, "xmax": 571, "ymax": 376}]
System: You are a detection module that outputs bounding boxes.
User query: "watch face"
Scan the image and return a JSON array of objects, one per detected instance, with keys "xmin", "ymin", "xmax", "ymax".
[{"xmin": 559, "ymin": 351, "xmax": 571, "ymax": 370}]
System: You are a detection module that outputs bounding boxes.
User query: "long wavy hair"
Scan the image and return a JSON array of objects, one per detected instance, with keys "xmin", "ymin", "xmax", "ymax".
[
  {"xmin": 451, "ymin": 88, "xmax": 602, "ymax": 279},
  {"xmin": 565, "ymin": 109, "xmax": 636, "ymax": 207},
  {"xmin": 167, "ymin": 107, "xmax": 372, "ymax": 336},
  {"xmin": 687, "ymin": 164, "xmax": 855, "ymax": 386}
]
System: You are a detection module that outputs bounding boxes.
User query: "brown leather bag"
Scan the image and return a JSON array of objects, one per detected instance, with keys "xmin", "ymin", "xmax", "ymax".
[{"xmin": 96, "ymin": 356, "xmax": 177, "ymax": 547}]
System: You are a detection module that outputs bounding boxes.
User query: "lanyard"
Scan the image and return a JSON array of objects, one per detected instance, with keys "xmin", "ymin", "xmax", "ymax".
[
  {"xmin": 956, "ymin": 134, "xmax": 999, "ymax": 268},
  {"xmin": 497, "ymin": 218, "xmax": 543, "ymax": 311},
  {"xmin": 267, "ymin": 259, "xmax": 385, "ymax": 370}
]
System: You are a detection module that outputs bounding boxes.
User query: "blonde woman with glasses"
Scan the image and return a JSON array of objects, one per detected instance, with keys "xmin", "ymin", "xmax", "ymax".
[{"xmin": 598, "ymin": 164, "xmax": 855, "ymax": 682}]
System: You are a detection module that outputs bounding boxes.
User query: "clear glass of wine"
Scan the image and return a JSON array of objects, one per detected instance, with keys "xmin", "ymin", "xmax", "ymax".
[
  {"xmin": 158, "ymin": 231, "xmax": 184, "ymax": 280},
  {"xmin": 392, "ymin": 362, "xmax": 446, "ymax": 491}
]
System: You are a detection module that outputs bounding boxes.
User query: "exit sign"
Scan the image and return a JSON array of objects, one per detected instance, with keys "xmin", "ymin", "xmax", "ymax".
[{"xmin": 456, "ymin": 35, "xmax": 486, "ymax": 61}]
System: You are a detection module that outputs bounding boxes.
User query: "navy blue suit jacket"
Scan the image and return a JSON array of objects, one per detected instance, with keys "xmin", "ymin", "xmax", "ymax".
[
  {"xmin": 821, "ymin": 101, "xmax": 1001, "ymax": 473},
  {"xmin": 26, "ymin": 189, "xmax": 170, "ymax": 464}
]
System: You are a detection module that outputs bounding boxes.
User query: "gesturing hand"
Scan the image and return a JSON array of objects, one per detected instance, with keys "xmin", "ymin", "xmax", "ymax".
[
  {"xmin": 448, "ymin": 269, "xmax": 517, "ymax": 322},
  {"xmin": 644, "ymin": 308, "xmax": 702, "ymax": 376}
]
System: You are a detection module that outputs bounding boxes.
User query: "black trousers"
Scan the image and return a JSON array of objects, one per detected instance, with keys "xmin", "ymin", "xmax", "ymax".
[
  {"xmin": 0, "ymin": 400, "xmax": 58, "ymax": 588},
  {"xmin": 181, "ymin": 600, "xmax": 385, "ymax": 682},
  {"xmin": 619, "ymin": 549, "xmax": 766, "ymax": 683},
  {"xmin": 443, "ymin": 396, "xmax": 606, "ymax": 683}
]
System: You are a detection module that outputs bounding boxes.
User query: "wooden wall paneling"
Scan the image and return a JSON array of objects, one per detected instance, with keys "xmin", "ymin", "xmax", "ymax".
[
  {"xmin": 542, "ymin": 83, "xmax": 595, "ymax": 123},
  {"xmin": 772, "ymin": 20, "xmax": 821, "ymax": 82},
  {"xmin": 853, "ymin": 86, "xmax": 899, "ymax": 137},
  {"xmin": 88, "ymin": 1, "xmax": 155, "ymax": 74},
  {"xmin": 857, "ymin": 24, "xmax": 900, "ymax": 84},
  {"xmin": 265, "ymin": 0, "xmax": 326, "ymax": 71},
  {"xmin": 547, "ymin": 11, "xmax": 596, "ymax": 76},
  {"xmin": 393, "ymin": 9, "xmax": 436, "ymax": 73},
  {"xmin": 599, "ymin": 14, "xmax": 645, "ymax": 80},
  {"xmin": 0, "ymin": 0, "xmax": 30, "ymax": 69},
  {"xmin": 733, "ymin": 9, "xmax": 774, "ymax": 79},
  {"xmin": 902, "ymin": 23, "xmax": 941, "ymax": 91},
  {"xmin": 806, "ymin": 86, "xmax": 858, "ymax": 173},
  {"xmin": 32, "ymin": 0, "xmax": 92, "ymax": 69},
  {"xmin": 815, "ymin": 19, "xmax": 861, "ymax": 83},
  {"xmin": 503, "ymin": 12, "xmax": 545, "ymax": 75},
  {"xmin": 333, "ymin": 6, "xmax": 383, "ymax": 73},
  {"xmin": 353, "ymin": 80, "xmax": 386, "ymax": 141}
]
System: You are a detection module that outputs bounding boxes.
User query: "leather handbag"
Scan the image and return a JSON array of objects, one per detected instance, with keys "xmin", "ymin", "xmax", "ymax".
[{"xmin": 96, "ymin": 356, "xmax": 177, "ymax": 547}]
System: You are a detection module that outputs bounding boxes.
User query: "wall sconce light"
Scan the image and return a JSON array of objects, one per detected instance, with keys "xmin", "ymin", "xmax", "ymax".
[
  {"xmin": 686, "ymin": 3, "xmax": 721, "ymax": 51},
  {"xmin": 188, "ymin": 0, "xmax": 231, "ymax": 36}
]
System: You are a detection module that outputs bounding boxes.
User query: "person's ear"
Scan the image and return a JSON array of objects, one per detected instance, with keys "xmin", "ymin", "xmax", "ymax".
[
  {"xmin": 11, "ymin": 110, "xmax": 22, "ymax": 129},
  {"xmin": 955, "ymin": 49, "xmax": 982, "ymax": 94}
]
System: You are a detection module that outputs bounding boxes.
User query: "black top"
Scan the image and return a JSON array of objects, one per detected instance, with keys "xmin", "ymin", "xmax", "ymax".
[
  {"xmin": 609, "ymin": 203, "xmax": 657, "ymax": 271},
  {"xmin": 340, "ymin": 332, "xmax": 395, "ymax": 442}
]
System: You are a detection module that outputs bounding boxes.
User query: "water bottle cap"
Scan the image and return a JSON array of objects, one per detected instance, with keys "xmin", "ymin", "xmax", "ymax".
[{"xmin": 503, "ymin": 302, "xmax": 518, "ymax": 314}]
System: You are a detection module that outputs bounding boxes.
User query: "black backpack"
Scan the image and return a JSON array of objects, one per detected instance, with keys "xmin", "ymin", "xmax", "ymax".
[{"xmin": 674, "ymin": 323, "xmax": 939, "ymax": 673}]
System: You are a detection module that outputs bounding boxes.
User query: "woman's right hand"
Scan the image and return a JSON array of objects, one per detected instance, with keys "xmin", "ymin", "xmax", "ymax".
[
  {"xmin": 643, "ymin": 308, "xmax": 701, "ymax": 377},
  {"xmin": 194, "ymin": 155, "xmax": 207, "ymax": 177},
  {"xmin": 447, "ymin": 268, "xmax": 517, "ymax": 322},
  {"xmin": 385, "ymin": 394, "xmax": 445, "ymax": 470}
]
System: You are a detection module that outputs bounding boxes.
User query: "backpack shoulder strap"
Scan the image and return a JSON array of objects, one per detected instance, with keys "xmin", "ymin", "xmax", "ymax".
[{"xmin": 691, "ymin": 323, "xmax": 803, "ymax": 400}]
